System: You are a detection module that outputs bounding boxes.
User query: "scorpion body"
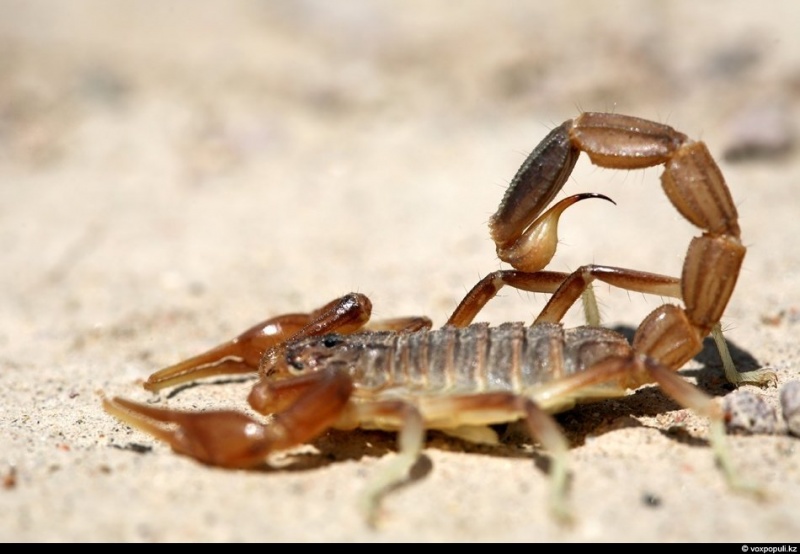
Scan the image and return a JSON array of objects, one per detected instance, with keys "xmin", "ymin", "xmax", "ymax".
[{"xmin": 285, "ymin": 322, "xmax": 632, "ymax": 430}]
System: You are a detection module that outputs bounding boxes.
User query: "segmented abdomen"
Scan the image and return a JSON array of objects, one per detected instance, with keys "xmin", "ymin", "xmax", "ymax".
[{"xmin": 347, "ymin": 322, "xmax": 632, "ymax": 395}]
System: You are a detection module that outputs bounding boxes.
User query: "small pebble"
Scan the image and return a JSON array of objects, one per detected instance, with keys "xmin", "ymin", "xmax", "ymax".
[
  {"xmin": 642, "ymin": 492, "xmax": 662, "ymax": 508},
  {"xmin": 780, "ymin": 381, "xmax": 800, "ymax": 437},
  {"xmin": 723, "ymin": 391, "xmax": 778, "ymax": 435}
]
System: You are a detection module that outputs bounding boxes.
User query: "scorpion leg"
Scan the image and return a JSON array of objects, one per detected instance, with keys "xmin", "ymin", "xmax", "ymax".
[
  {"xmin": 534, "ymin": 265, "xmax": 682, "ymax": 325},
  {"xmin": 447, "ymin": 264, "xmax": 682, "ymax": 331},
  {"xmin": 103, "ymin": 367, "xmax": 354, "ymax": 468},
  {"xmin": 447, "ymin": 270, "xmax": 570, "ymax": 327},
  {"xmin": 532, "ymin": 351, "xmax": 761, "ymax": 496},
  {"xmin": 365, "ymin": 316, "xmax": 433, "ymax": 333},
  {"xmin": 414, "ymin": 393, "xmax": 571, "ymax": 521},
  {"xmin": 339, "ymin": 400, "xmax": 425, "ymax": 527},
  {"xmin": 447, "ymin": 265, "xmax": 681, "ymax": 331},
  {"xmin": 353, "ymin": 393, "xmax": 571, "ymax": 523}
]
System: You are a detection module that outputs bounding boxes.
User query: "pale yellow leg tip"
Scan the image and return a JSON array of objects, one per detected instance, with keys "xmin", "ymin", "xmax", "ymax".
[
  {"xmin": 549, "ymin": 498, "xmax": 574, "ymax": 525},
  {"xmin": 360, "ymin": 496, "xmax": 382, "ymax": 530},
  {"xmin": 709, "ymin": 420, "xmax": 768, "ymax": 501},
  {"xmin": 547, "ymin": 456, "xmax": 573, "ymax": 524},
  {"xmin": 712, "ymin": 325, "xmax": 777, "ymax": 388},
  {"xmin": 729, "ymin": 367, "xmax": 778, "ymax": 388},
  {"xmin": 725, "ymin": 472, "xmax": 769, "ymax": 501}
]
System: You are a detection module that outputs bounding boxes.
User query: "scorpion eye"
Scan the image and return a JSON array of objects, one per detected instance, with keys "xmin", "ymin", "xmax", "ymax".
[
  {"xmin": 288, "ymin": 357, "xmax": 305, "ymax": 374},
  {"xmin": 322, "ymin": 335, "xmax": 342, "ymax": 348}
]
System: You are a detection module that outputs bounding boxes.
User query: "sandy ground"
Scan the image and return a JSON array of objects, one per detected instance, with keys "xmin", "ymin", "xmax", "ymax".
[{"xmin": 2, "ymin": 0, "xmax": 800, "ymax": 542}]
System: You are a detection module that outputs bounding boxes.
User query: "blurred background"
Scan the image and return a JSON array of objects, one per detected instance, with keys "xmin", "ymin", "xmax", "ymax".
[
  {"xmin": 2, "ymin": 0, "xmax": 799, "ymax": 541},
  {"xmin": 3, "ymin": 0, "xmax": 797, "ymax": 327}
]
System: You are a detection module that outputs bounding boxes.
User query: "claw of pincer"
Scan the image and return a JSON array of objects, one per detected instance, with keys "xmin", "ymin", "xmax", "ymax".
[{"xmin": 144, "ymin": 315, "xmax": 311, "ymax": 392}]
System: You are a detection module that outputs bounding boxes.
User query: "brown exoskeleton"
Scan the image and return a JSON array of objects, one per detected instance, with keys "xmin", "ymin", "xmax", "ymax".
[{"xmin": 104, "ymin": 113, "xmax": 774, "ymax": 524}]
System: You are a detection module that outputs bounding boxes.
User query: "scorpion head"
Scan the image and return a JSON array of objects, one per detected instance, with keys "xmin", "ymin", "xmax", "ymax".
[
  {"xmin": 249, "ymin": 333, "xmax": 362, "ymax": 413},
  {"xmin": 259, "ymin": 333, "xmax": 360, "ymax": 381},
  {"xmin": 286, "ymin": 334, "xmax": 355, "ymax": 375}
]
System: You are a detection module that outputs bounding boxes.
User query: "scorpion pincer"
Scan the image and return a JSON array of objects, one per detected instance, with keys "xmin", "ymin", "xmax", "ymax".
[{"xmin": 103, "ymin": 112, "xmax": 774, "ymax": 524}]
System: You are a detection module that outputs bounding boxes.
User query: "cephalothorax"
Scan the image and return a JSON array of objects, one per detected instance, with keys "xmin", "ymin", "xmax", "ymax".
[{"xmin": 104, "ymin": 113, "xmax": 774, "ymax": 523}]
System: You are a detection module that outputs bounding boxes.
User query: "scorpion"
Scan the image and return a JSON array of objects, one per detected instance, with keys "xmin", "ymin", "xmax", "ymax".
[{"xmin": 104, "ymin": 112, "xmax": 775, "ymax": 523}]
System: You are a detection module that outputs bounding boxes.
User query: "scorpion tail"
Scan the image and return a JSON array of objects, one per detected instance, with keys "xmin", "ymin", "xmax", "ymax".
[{"xmin": 495, "ymin": 193, "xmax": 615, "ymax": 273}]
